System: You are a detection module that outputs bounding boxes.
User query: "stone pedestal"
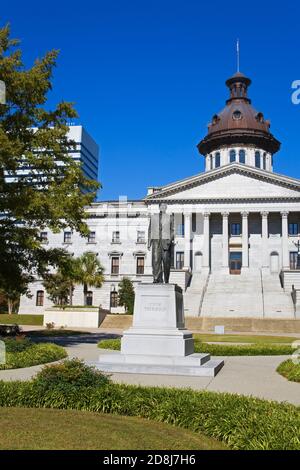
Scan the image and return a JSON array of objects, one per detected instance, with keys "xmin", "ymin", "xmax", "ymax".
[{"xmin": 94, "ymin": 283, "xmax": 224, "ymax": 377}]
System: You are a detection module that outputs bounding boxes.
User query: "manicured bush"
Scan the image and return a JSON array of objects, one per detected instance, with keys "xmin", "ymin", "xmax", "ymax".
[
  {"xmin": 33, "ymin": 359, "xmax": 110, "ymax": 391},
  {"xmin": 0, "ymin": 314, "xmax": 43, "ymax": 326},
  {"xmin": 0, "ymin": 338, "xmax": 66, "ymax": 370},
  {"xmin": 97, "ymin": 338, "xmax": 293, "ymax": 356},
  {"xmin": 0, "ymin": 378, "xmax": 298, "ymax": 449},
  {"xmin": 277, "ymin": 360, "xmax": 300, "ymax": 383}
]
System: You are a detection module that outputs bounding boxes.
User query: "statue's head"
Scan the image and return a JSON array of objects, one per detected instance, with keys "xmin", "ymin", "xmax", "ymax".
[{"xmin": 159, "ymin": 203, "xmax": 167, "ymax": 213}]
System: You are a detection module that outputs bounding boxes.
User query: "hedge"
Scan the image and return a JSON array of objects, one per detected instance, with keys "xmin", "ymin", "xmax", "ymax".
[
  {"xmin": 0, "ymin": 338, "xmax": 67, "ymax": 370},
  {"xmin": 0, "ymin": 378, "xmax": 298, "ymax": 449},
  {"xmin": 277, "ymin": 360, "xmax": 300, "ymax": 383},
  {"xmin": 97, "ymin": 338, "xmax": 294, "ymax": 356}
]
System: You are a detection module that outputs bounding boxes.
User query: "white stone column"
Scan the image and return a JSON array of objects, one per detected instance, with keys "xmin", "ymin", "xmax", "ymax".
[
  {"xmin": 281, "ymin": 211, "xmax": 290, "ymax": 269},
  {"xmin": 183, "ymin": 212, "xmax": 191, "ymax": 270},
  {"xmin": 203, "ymin": 212, "xmax": 210, "ymax": 268},
  {"xmin": 221, "ymin": 212, "xmax": 229, "ymax": 268},
  {"xmin": 241, "ymin": 211, "xmax": 249, "ymax": 268},
  {"xmin": 261, "ymin": 211, "xmax": 269, "ymax": 268}
]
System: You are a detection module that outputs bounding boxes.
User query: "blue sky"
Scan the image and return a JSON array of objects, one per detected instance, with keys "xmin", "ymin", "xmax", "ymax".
[{"xmin": 2, "ymin": 1, "xmax": 300, "ymax": 200}]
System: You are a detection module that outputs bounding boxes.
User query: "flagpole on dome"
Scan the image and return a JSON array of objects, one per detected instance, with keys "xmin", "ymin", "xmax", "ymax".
[{"xmin": 236, "ymin": 39, "xmax": 240, "ymax": 73}]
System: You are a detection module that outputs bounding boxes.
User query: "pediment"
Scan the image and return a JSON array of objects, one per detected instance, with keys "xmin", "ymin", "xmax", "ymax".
[{"xmin": 145, "ymin": 164, "xmax": 300, "ymax": 201}]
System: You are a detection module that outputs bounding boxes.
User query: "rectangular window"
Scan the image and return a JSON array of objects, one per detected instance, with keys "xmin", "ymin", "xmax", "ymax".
[
  {"xmin": 136, "ymin": 257, "xmax": 145, "ymax": 275},
  {"xmin": 176, "ymin": 252, "xmax": 184, "ymax": 270},
  {"xmin": 215, "ymin": 153, "xmax": 221, "ymax": 168},
  {"xmin": 290, "ymin": 252, "xmax": 300, "ymax": 270},
  {"xmin": 64, "ymin": 231, "xmax": 72, "ymax": 243},
  {"xmin": 137, "ymin": 231, "xmax": 145, "ymax": 243},
  {"xmin": 88, "ymin": 231, "xmax": 96, "ymax": 243},
  {"xmin": 36, "ymin": 290, "xmax": 44, "ymax": 307},
  {"xmin": 288, "ymin": 223, "xmax": 298, "ymax": 236},
  {"xmin": 231, "ymin": 223, "xmax": 241, "ymax": 236},
  {"xmin": 111, "ymin": 257, "xmax": 120, "ymax": 274},
  {"xmin": 110, "ymin": 291, "xmax": 118, "ymax": 308},
  {"xmin": 255, "ymin": 152, "xmax": 261, "ymax": 168},
  {"xmin": 112, "ymin": 231, "xmax": 120, "ymax": 243},
  {"xmin": 40, "ymin": 231, "xmax": 48, "ymax": 243}
]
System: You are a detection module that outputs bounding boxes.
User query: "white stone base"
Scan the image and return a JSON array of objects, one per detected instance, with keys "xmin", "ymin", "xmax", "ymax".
[
  {"xmin": 93, "ymin": 283, "xmax": 224, "ymax": 377},
  {"xmin": 94, "ymin": 352, "xmax": 223, "ymax": 377}
]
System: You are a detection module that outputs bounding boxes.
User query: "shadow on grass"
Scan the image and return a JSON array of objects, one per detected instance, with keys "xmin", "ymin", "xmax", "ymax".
[{"xmin": 26, "ymin": 332, "xmax": 121, "ymax": 348}]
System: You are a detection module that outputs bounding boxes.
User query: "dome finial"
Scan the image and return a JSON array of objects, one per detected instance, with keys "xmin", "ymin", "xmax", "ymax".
[{"xmin": 236, "ymin": 39, "xmax": 240, "ymax": 72}]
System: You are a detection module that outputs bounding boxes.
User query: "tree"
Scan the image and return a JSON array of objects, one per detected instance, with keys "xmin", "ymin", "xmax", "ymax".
[
  {"xmin": 43, "ymin": 271, "xmax": 72, "ymax": 307},
  {"xmin": 75, "ymin": 252, "xmax": 104, "ymax": 305},
  {"xmin": 0, "ymin": 24, "xmax": 100, "ymax": 304},
  {"xmin": 118, "ymin": 278, "xmax": 135, "ymax": 314}
]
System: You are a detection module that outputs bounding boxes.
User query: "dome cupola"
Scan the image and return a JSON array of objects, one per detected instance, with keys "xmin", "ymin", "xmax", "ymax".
[{"xmin": 198, "ymin": 72, "xmax": 281, "ymax": 158}]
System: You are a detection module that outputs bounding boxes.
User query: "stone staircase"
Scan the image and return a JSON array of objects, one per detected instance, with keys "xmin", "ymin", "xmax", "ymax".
[
  {"xmin": 183, "ymin": 271, "xmax": 209, "ymax": 317},
  {"xmin": 200, "ymin": 269, "xmax": 264, "ymax": 317},
  {"xmin": 198, "ymin": 269, "xmax": 294, "ymax": 318},
  {"xmin": 261, "ymin": 271, "xmax": 294, "ymax": 318}
]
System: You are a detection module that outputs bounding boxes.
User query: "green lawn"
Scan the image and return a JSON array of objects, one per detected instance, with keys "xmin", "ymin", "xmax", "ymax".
[
  {"xmin": 0, "ymin": 407, "xmax": 226, "ymax": 450},
  {"xmin": 0, "ymin": 314, "xmax": 43, "ymax": 325},
  {"xmin": 98, "ymin": 338, "xmax": 295, "ymax": 356},
  {"xmin": 194, "ymin": 334, "xmax": 298, "ymax": 344}
]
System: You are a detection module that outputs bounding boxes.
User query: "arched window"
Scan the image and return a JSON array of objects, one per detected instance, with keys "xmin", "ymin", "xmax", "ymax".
[
  {"xmin": 86, "ymin": 291, "xmax": 93, "ymax": 306},
  {"xmin": 239, "ymin": 149, "xmax": 245, "ymax": 164},
  {"xmin": 229, "ymin": 149, "xmax": 236, "ymax": 163},
  {"xmin": 263, "ymin": 153, "xmax": 267, "ymax": 170},
  {"xmin": 36, "ymin": 290, "xmax": 44, "ymax": 307},
  {"xmin": 215, "ymin": 152, "xmax": 221, "ymax": 168},
  {"xmin": 210, "ymin": 154, "xmax": 213, "ymax": 170},
  {"xmin": 110, "ymin": 291, "xmax": 118, "ymax": 308},
  {"xmin": 255, "ymin": 151, "xmax": 261, "ymax": 168}
]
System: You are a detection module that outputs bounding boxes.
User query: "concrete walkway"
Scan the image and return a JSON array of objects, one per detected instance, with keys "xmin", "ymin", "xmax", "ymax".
[{"xmin": 0, "ymin": 333, "xmax": 299, "ymax": 406}]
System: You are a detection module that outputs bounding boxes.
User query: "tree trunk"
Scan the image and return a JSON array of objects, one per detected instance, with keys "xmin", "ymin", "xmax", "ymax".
[
  {"xmin": 83, "ymin": 283, "xmax": 87, "ymax": 306},
  {"xmin": 69, "ymin": 285, "xmax": 73, "ymax": 306},
  {"xmin": 7, "ymin": 299, "xmax": 13, "ymax": 315}
]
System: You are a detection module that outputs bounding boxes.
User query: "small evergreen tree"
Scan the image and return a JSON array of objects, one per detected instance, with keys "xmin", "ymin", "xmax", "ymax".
[{"xmin": 118, "ymin": 278, "xmax": 135, "ymax": 314}]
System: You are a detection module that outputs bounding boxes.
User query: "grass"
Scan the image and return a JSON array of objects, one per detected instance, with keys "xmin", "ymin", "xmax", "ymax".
[
  {"xmin": 277, "ymin": 360, "xmax": 300, "ymax": 383},
  {"xmin": 194, "ymin": 334, "xmax": 298, "ymax": 344},
  {"xmin": 0, "ymin": 378, "xmax": 299, "ymax": 449},
  {"xmin": 98, "ymin": 338, "xmax": 294, "ymax": 356},
  {"xmin": 0, "ymin": 407, "xmax": 226, "ymax": 450},
  {"xmin": 27, "ymin": 329, "xmax": 92, "ymax": 337},
  {"xmin": 0, "ymin": 314, "xmax": 43, "ymax": 325}
]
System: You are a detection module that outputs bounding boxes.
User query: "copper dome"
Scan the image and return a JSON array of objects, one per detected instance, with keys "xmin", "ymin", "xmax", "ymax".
[{"xmin": 197, "ymin": 72, "xmax": 281, "ymax": 156}]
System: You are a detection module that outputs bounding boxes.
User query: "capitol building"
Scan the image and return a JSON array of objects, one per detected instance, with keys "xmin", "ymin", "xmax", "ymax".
[{"xmin": 20, "ymin": 72, "xmax": 300, "ymax": 321}]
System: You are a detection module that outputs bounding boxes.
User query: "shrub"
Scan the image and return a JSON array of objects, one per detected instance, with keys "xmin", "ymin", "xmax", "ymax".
[
  {"xmin": 33, "ymin": 359, "xmax": 110, "ymax": 391},
  {"xmin": 0, "ymin": 340, "xmax": 67, "ymax": 370},
  {"xmin": 0, "ymin": 379, "xmax": 298, "ymax": 449},
  {"xmin": 277, "ymin": 360, "xmax": 300, "ymax": 383},
  {"xmin": 97, "ymin": 338, "xmax": 293, "ymax": 356},
  {"xmin": 3, "ymin": 337, "xmax": 32, "ymax": 353}
]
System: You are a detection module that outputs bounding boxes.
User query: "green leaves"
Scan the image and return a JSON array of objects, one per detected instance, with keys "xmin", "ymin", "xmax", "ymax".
[
  {"xmin": 0, "ymin": 24, "xmax": 100, "ymax": 306},
  {"xmin": 118, "ymin": 278, "xmax": 135, "ymax": 314}
]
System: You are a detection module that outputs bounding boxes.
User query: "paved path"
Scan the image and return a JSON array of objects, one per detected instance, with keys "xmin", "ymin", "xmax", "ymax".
[{"xmin": 0, "ymin": 333, "xmax": 299, "ymax": 406}]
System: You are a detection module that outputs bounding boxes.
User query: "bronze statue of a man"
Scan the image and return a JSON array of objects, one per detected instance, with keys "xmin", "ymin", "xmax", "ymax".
[{"xmin": 148, "ymin": 203, "xmax": 174, "ymax": 283}]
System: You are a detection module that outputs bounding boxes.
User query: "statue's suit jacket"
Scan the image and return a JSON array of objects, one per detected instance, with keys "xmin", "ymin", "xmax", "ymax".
[{"xmin": 148, "ymin": 213, "xmax": 174, "ymax": 250}]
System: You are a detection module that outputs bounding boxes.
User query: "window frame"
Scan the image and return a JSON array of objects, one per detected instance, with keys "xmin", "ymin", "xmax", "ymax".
[
  {"xmin": 110, "ymin": 291, "xmax": 118, "ymax": 308},
  {"xmin": 137, "ymin": 230, "xmax": 145, "ymax": 243},
  {"xmin": 88, "ymin": 231, "xmax": 96, "ymax": 243},
  {"xmin": 215, "ymin": 152, "xmax": 221, "ymax": 168},
  {"xmin": 136, "ymin": 256, "xmax": 145, "ymax": 275},
  {"xmin": 36, "ymin": 290, "xmax": 44, "ymax": 307},
  {"xmin": 175, "ymin": 251, "xmax": 184, "ymax": 270},
  {"xmin": 230, "ymin": 223, "xmax": 241, "ymax": 236},
  {"xmin": 255, "ymin": 151, "xmax": 261, "ymax": 168},
  {"xmin": 111, "ymin": 256, "xmax": 120, "ymax": 275},
  {"xmin": 63, "ymin": 231, "xmax": 72, "ymax": 244},
  {"xmin": 229, "ymin": 149, "xmax": 236, "ymax": 163},
  {"xmin": 239, "ymin": 149, "xmax": 245, "ymax": 164},
  {"xmin": 288, "ymin": 223, "xmax": 299, "ymax": 236},
  {"xmin": 112, "ymin": 231, "xmax": 120, "ymax": 243}
]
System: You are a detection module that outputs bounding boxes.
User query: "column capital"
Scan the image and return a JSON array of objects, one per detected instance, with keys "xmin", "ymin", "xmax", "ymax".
[
  {"xmin": 221, "ymin": 211, "xmax": 229, "ymax": 218},
  {"xmin": 203, "ymin": 211, "xmax": 210, "ymax": 218},
  {"xmin": 241, "ymin": 211, "xmax": 249, "ymax": 218},
  {"xmin": 280, "ymin": 211, "xmax": 289, "ymax": 218},
  {"xmin": 260, "ymin": 211, "xmax": 269, "ymax": 218}
]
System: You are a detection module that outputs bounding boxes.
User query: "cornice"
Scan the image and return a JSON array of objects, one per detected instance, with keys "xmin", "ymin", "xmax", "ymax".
[{"xmin": 144, "ymin": 164, "xmax": 300, "ymax": 201}]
